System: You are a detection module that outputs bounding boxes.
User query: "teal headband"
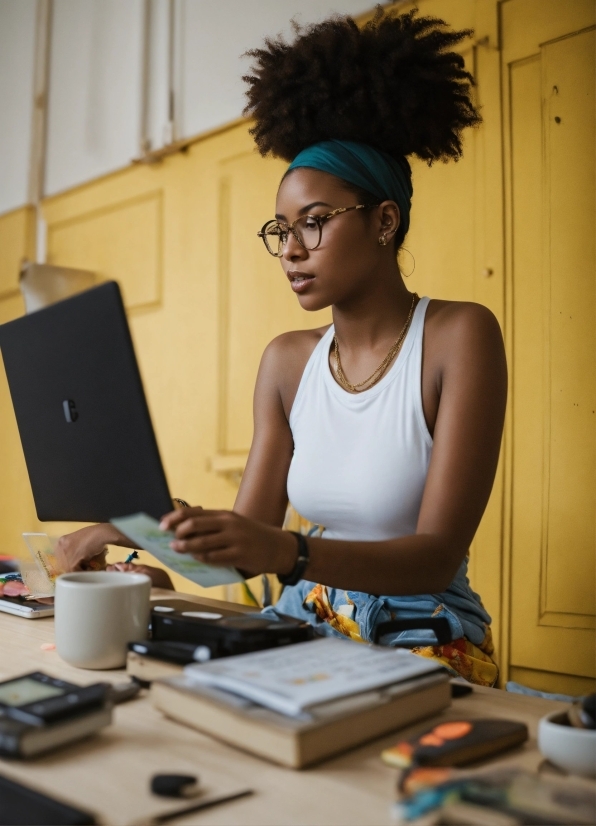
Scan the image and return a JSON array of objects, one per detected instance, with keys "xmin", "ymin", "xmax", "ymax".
[{"xmin": 287, "ymin": 139, "xmax": 413, "ymax": 238}]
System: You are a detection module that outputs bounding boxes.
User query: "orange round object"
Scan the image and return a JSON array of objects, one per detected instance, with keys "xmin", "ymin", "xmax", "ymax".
[
  {"xmin": 419, "ymin": 733, "xmax": 444, "ymax": 746},
  {"xmin": 433, "ymin": 721, "xmax": 472, "ymax": 739}
]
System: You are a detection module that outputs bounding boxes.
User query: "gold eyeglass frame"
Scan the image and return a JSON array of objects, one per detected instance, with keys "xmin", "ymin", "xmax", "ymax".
[{"xmin": 257, "ymin": 204, "xmax": 378, "ymax": 257}]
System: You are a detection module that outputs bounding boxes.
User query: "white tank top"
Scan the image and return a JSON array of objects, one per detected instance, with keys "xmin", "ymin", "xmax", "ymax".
[{"xmin": 287, "ymin": 296, "xmax": 432, "ymax": 541}]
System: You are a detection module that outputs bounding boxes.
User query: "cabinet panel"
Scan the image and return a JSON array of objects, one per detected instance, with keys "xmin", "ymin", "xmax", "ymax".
[
  {"xmin": 507, "ymin": 4, "xmax": 596, "ymax": 682},
  {"xmin": 540, "ymin": 31, "xmax": 595, "ymax": 621},
  {"xmin": 47, "ymin": 191, "xmax": 163, "ymax": 310}
]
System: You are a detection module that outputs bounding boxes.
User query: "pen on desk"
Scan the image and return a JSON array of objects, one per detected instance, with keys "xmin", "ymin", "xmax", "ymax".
[
  {"xmin": 133, "ymin": 789, "xmax": 255, "ymax": 826},
  {"xmin": 124, "ymin": 551, "xmax": 139, "ymax": 564}
]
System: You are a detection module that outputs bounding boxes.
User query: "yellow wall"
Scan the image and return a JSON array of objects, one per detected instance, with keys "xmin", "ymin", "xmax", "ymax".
[
  {"xmin": 0, "ymin": 206, "xmax": 36, "ymax": 566},
  {"xmin": 0, "ymin": 0, "xmax": 593, "ymax": 692}
]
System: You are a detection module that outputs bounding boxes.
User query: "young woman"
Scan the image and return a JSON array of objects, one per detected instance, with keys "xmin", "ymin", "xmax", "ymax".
[{"xmin": 56, "ymin": 10, "xmax": 507, "ymax": 684}]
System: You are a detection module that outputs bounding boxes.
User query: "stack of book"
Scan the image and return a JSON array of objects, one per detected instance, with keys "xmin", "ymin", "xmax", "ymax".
[{"xmin": 150, "ymin": 637, "xmax": 451, "ymax": 768}]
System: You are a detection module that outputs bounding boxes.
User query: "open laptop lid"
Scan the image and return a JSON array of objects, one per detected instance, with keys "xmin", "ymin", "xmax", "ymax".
[{"xmin": 0, "ymin": 281, "xmax": 172, "ymax": 522}]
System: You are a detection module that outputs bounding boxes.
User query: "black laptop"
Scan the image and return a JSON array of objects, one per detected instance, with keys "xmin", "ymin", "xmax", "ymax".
[{"xmin": 0, "ymin": 282, "xmax": 172, "ymax": 522}]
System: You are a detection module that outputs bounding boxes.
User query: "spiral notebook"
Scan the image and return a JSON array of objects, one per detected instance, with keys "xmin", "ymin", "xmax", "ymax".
[{"xmin": 183, "ymin": 637, "xmax": 443, "ymax": 717}]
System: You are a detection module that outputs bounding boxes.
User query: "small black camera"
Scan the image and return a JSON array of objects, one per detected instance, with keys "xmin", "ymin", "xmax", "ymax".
[{"xmin": 150, "ymin": 603, "xmax": 314, "ymax": 660}]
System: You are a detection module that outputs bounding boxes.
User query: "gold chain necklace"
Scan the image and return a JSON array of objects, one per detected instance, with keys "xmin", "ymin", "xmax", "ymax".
[{"xmin": 332, "ymin": 293, "xmax": 419, "ymax": 393}]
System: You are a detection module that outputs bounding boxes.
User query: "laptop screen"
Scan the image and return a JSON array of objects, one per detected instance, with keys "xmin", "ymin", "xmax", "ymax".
[{"xmin": 0, "ymin": 282, "xmax": 172, "ymax": 522}]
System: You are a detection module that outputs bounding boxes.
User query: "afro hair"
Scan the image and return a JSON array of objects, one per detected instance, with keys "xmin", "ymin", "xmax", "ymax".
[{"xmin": 243, "ymin": 6, "xmax": 481, "ymax": 165}]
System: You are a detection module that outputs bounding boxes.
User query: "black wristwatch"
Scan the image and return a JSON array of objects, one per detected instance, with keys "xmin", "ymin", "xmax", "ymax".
[{"xmin": 277, "ymin": 531, "xmax": 310, "ymax": 586}]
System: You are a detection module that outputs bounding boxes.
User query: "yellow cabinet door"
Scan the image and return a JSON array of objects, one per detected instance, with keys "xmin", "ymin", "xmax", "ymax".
[{"xmin": 503, "ymin": 0, "xmax": 596, "ymax": 693}]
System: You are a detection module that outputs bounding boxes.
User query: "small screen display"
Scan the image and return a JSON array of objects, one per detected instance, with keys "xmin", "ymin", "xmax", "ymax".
[{"xmin": 0, "ymin": 678, "xmax": 64, "ymax": 707}]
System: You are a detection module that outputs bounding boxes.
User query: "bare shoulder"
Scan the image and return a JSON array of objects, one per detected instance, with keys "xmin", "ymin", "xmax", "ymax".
[
  {"xmin": 257, "ymin": 325, "xmax": 332, "ymax": 417},
  {"xmin": 426, "ymin": 298, "xmax": 501, "ymax": 332},
  {"xmin": 425, "ymin": 299, "xmax": 504, "ymax": 354},
  {"xmin": 422, "ymin": 299, "xmax": 506, "ymax": 403},
  {"xmin": 419, "ymin": 300, "xmax": 506, "ymax": 435},
  {"xmin": 265, "ymin": 325, "xmax": 330, "ymax": 357}
]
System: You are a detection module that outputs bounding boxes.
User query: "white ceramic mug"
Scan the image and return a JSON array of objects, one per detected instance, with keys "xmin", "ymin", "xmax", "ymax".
[
  {"xmin": 55, "ymin": 571, "xmax": 151, "ymax": 669},
  {"xmin": 538, "ymin": 710, "xmax": 596, "ymax": 778}
]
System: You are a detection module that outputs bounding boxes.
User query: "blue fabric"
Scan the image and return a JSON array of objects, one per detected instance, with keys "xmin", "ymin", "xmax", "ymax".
[
  {"xmin": 505, "ymin": 682, "xmax": 582, "ymax": 703},
  {"xmin": 263, "ymin": 555, "xmax": 491, "ymax": 648},
  {"xmin": 287, "ymin": 140, "xmax": 413, "ymax": 238}
]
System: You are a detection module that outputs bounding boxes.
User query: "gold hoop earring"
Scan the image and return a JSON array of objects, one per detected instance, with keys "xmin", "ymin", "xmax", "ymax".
[
  {"xmin": 399, "ymin": 247, "xmax": 416, "ymax": 278},
  {"xmin": 378, "ymin": 234, "xmax": 388, "ymax": 246}
]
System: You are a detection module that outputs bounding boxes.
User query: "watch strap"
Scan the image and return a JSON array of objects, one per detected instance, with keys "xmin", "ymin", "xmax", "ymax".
[{"xmin": 277, "ymin": 531, "xmax": 310, "ymax": 587}]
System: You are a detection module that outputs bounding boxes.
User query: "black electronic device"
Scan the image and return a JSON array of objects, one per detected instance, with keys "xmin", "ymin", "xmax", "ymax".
[
  {"xmin": 150, "ymin": 598, "xmax": 253, "ymax": 622},
  {"xmin": 0, "ymin": 772, "xmax": 97, "ymax": 825},
  {"xmin": 0, "ymin": 672, "xmax": 112, "ymax": 758},
  {"xmin": 0, "ymin": 672, "xmax": 107, "ymax": 726},
  {"xmin": 151, "ymin": 773, "xmax": 200, "ymax": 798},
  {"xmin": 151, "ymin": 608, "xmax": 315, "ymax": 659},
  {"xmin": 129, "ymin": 640, "xmax": 212, "ymax": 666},
  {"xmin": 0, "ymin": 282, "xmax": 172, "ymax": 521}
]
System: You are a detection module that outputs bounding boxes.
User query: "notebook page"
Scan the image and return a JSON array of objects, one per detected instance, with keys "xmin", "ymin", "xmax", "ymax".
[{"xmin": 184, "ymin": 638, "xmax": 441, "ymax": 717}]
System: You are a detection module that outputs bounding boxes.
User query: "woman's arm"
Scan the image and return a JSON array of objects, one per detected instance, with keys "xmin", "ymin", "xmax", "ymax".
[
  {"xmin": 54, "ymin": 523, "xmax": 137, "ymax": 572},
  {"xmin": 232, "ymin": 334, "xmax": 297, "ymax": 525},
  {"xmin": 162, "ymin": 304, "xmax": 507, "ymax": 595},
  {"xmin": 234, "ymin": 327, "xmax": 326, "ymax": 522}
]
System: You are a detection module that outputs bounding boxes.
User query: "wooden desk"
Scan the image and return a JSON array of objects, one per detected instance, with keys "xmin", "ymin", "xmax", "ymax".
[{"xmin": 0, "ymin": 590, "xmax": 571, "ymax": 826}]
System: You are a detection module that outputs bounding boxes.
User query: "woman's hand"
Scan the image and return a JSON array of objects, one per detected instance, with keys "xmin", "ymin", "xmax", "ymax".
[
  {"xmin": 107, "ymin": 561, "xmax": 174, "ymax": 590},
  {"xmin": 54, "ymin": 523, "xmax": 135, "ymax": 573},
  {"xmin": 159, "ymin": 508, "xmax": 298, "ymax": 578}
]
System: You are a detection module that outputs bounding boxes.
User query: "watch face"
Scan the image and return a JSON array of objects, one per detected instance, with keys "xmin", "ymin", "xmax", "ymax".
[{"xmin": 0, "ymin": 677, "xmax": 64, "ymax": 707}]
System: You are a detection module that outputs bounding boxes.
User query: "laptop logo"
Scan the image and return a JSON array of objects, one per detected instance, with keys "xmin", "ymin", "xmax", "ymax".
[{"xmin": 62, "ymin": 399, "xmax": 79, "ymax": 423}]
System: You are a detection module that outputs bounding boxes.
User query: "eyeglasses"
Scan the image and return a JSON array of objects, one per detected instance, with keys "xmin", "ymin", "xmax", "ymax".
[{"xmin": 257, "ymin": 204, "xmax": 378, "ymax": 257}]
